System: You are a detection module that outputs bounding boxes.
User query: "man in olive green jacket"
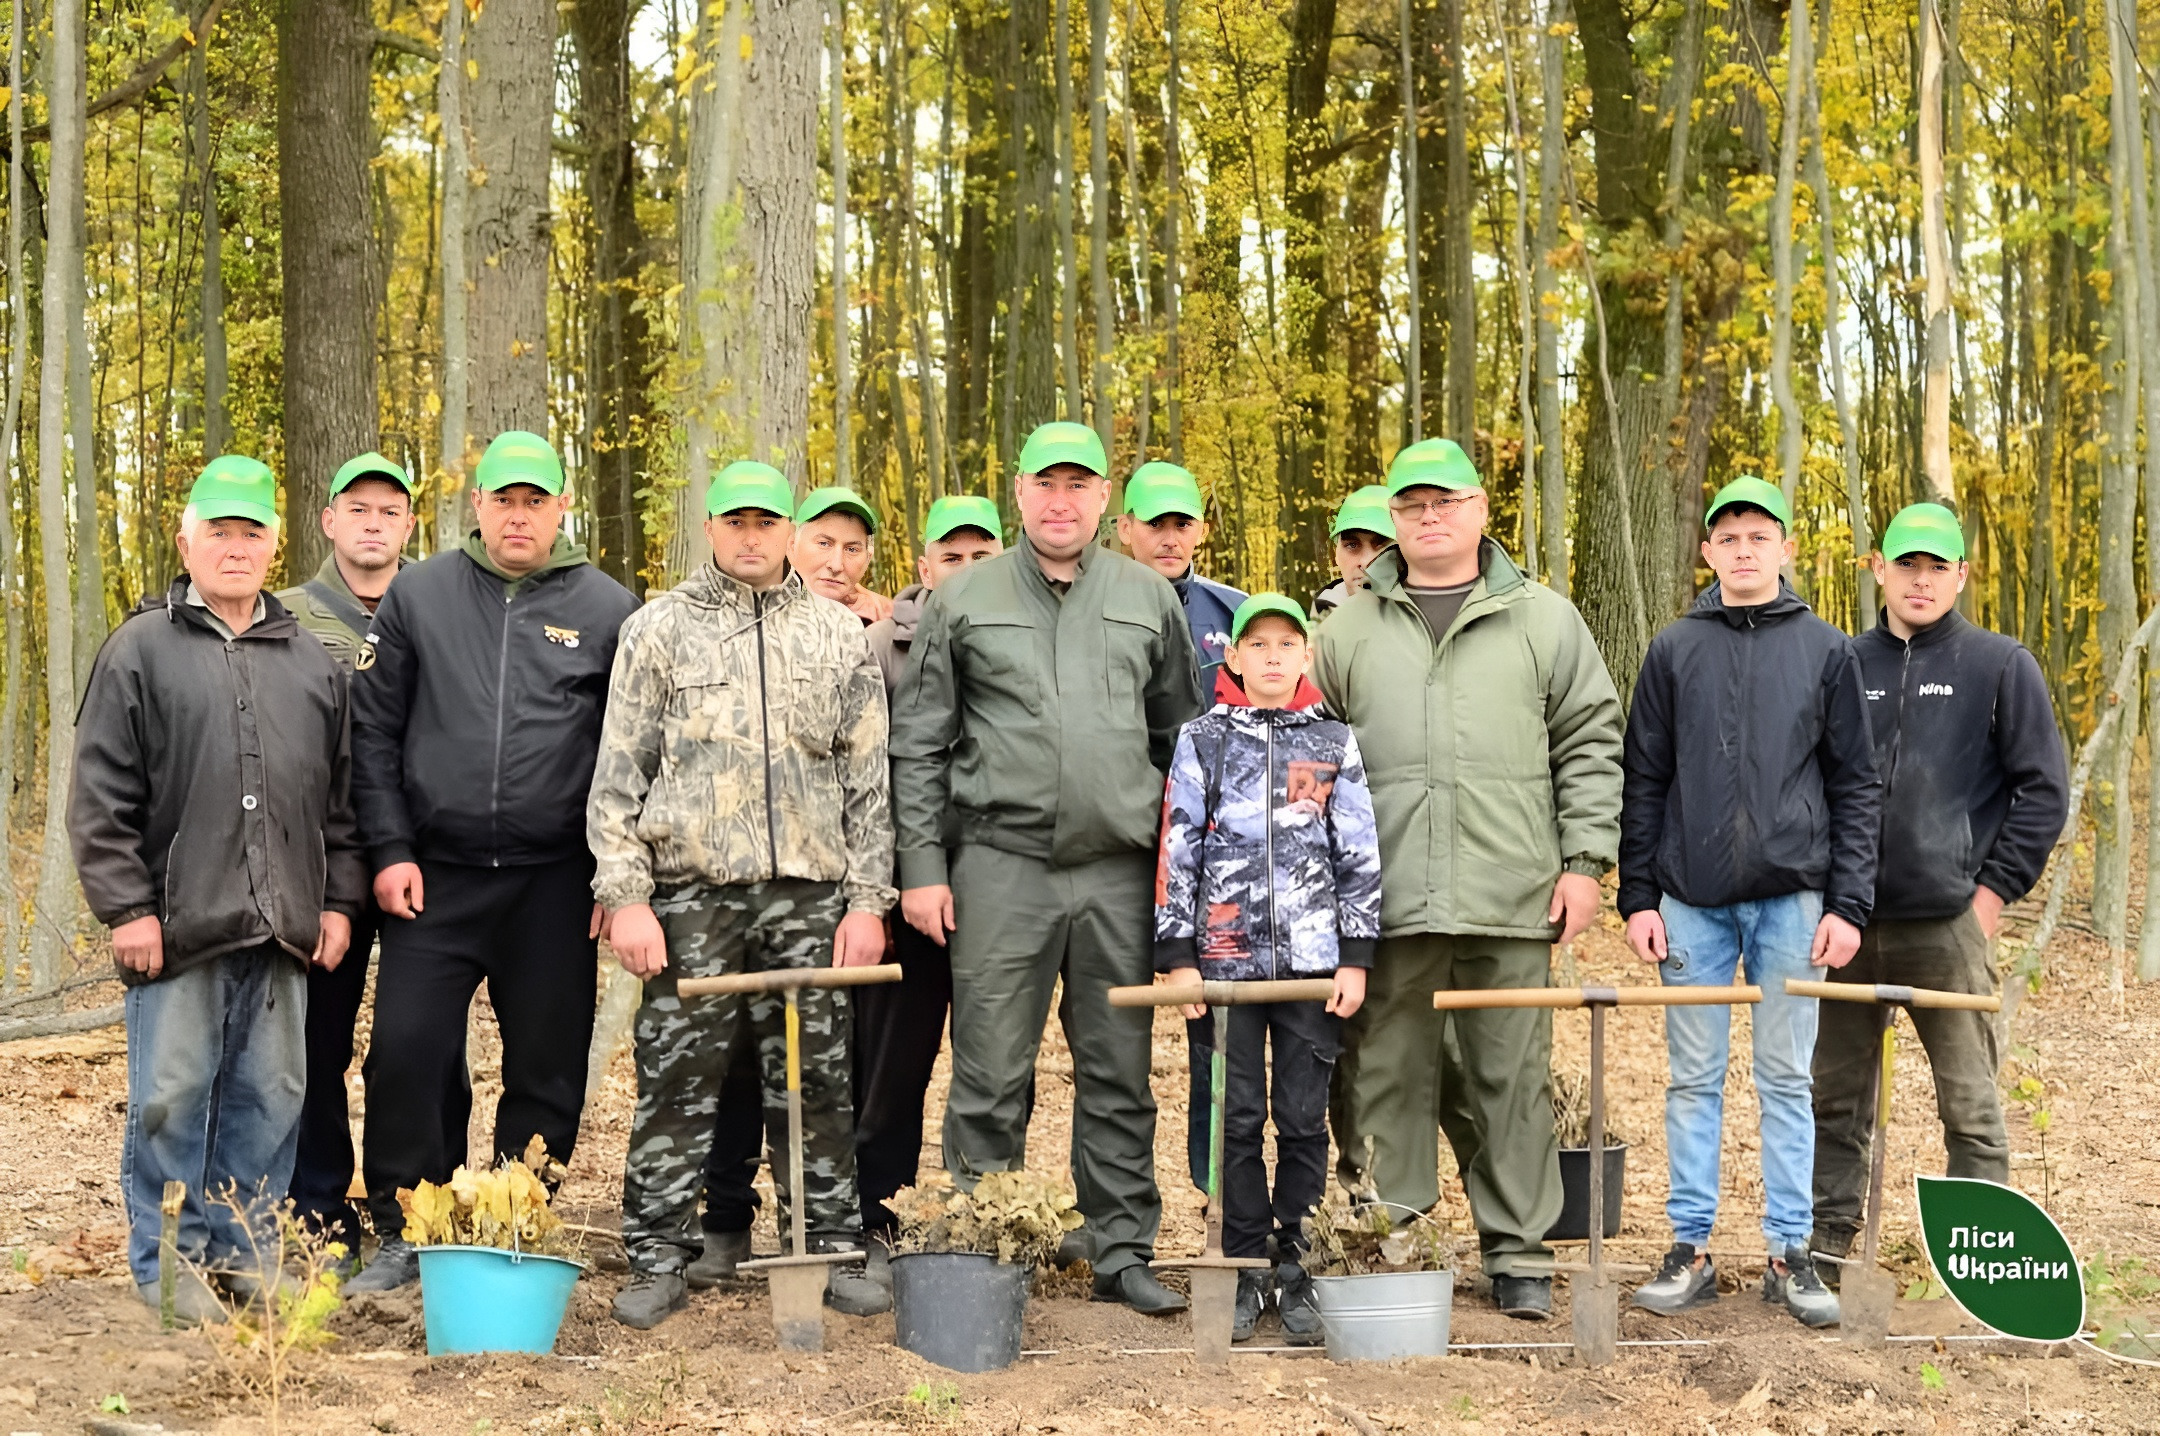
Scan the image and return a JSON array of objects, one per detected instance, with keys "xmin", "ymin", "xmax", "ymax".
[
  {"xmin": 891, "ymin": 422, "xmax": 1203, "ymax": 1314},
  {"xmin": 1315, "ymin": 439, "xmax": 1624, "ymax": 1321}
]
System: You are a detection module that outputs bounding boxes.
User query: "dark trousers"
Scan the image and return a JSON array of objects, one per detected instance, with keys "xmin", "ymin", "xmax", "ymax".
[
  {"xmin": 1812, "ymin": 909, "xmax": 2007, "ymax": 1247},
  {"xmin": 853, "ymin": 919, "xmax": 954, "ymax": 1234},
  {"xmin": 1188, "ymin": 1000, "xmax": 1341, "ymax": 1260},
  {"xmin": 362, "ymin": 855, "xmax": 599, "ymax": 1236},
  {"xmin": 699, "ymin": 1043, "xmax": 766, "ymax": 1234},
  {"xmin": 288, "ymin": 902, "xmax": 388, "ymax": 1240}
]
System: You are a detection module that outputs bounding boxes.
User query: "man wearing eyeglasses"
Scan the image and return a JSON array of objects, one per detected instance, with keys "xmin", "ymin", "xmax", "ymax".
[{"xmin": 1314, "ymin": 438, "xmax": 1624, "ymax": 1322}]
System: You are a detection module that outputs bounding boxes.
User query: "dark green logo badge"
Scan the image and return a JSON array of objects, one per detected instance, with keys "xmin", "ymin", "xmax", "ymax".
[{"xmin": 1915, "ymin": 1175, "xmax": 2084, "ymax": 1342}]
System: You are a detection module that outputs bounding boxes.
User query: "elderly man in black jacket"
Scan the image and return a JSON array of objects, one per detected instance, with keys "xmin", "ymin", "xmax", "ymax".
[
  {"xmin": 71, "ymin": 456, "xmax": 365, "ymax": 1325},
  {"xmin": 344, "ymin": 431, "xmax": 640, "ymax": 1294},
  {"xmin": 1811, "ymin": 504, "xmax": 2068, "ymax": 1266}
]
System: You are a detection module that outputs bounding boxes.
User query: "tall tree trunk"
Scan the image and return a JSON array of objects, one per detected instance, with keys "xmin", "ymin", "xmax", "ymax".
[
  {"xmin": 464, "ymin": 0, "xmax": 554, "ymax": 439},
  {"xmin": 1278, "ymin": 0, "xmax": 1337, "ymax": 599},
  {"xmin": 1344, "ymin": 80, "xmax": 1401, "ymax": 482},
  {"xmin": 1534, "ymin": 0, "xmax": 1567, "ymax": 592},
  {"xmin": 1, "ymin": 0, "xmax": 26, "ymax": 992},
  {"xmin": 1007, "ymin": 0, "xmax": 1059, "ymax": 449},
  {"xmin": 1804, "ymin": 0, "xmax": 1872, "ymax": 628},
  {"xmin": 1054, "ymin": 0, "xmax": 1081, "ymax": 420},
  {"xmin": 67, "ymin": 176, "xmax": 98, "ymax": 684},
  {"xmin": 1118, "ymin": 0, "xmax": 1156, "ymax": 461},
  {"xmin": 1163, "ymin": 0, "xmax": 1184, "ymax": 460},
  {"xmin": 572, "ymin": 0, "xmax": 655, "ymax": 591},
  {"xmin": 1442, "ymin": 0, "xmax": 1474, "ymax": 442},
  {"xmin": 33, "ymin": 0, "xmax": 84, "ymax": 993},
  {"xmin": 669, "ymin": 0, "xmax": 819, "ymax": 577},
  {"xmin": 1399, "ymin": 0, "xmax": 1423, "ymax": 443},
  {"xmin": 1494, "ymin": 0, "xmax": 1537, "ymax": 569},
  {"xmin": 1088, "ymin": 0, "xmax": 1113, "ymax": 454},
  {"xmin": 1915, "ymin": 0, "xmax": 1956, "ymax": 505},
  {"xmin": 192, "ymin": 35, "xmax": 228, "ymax": 456},
  {"xmin": 1767, "ymin": 0, "xmax": 1808, "ymax": 515},
  {"xmin": 279, "ymin": 0, "xmax": 381, "ymax": 574},
  {"xmin": 436, "ymin": 0, "xmax": 471, "ymax": 548},
  {"xmin": 829, "ymin": 0, "xmax": 853, "ymax": 487}
]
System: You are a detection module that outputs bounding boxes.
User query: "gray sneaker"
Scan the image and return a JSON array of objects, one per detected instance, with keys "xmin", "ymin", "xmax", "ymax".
[
  {"xmin": 137, "ymin": 1272, "xmax": 229, "ymax": 1327},
  {"xmin": 1764, "ymin": 1245, "xmax": 1840, "ymax": 1328},
  {"xmin": 1276, "ymin": 1258, "xmax": 1323, "ymax": 1345},
  {"xmin": 612, "ymin": 1270, "xmax": 689, "ymax": 1329},
  {"xmin": 1232, "ymin": 1269, "xmax": 1266, "ymax": 1343},
  {"xmin": 1632, "ymin": 1242, "xmax": 1718, "ymax": 1314},
  {"xmin": 685, "ymin": 1229, "xmax": 752, "ymax": 1290},
  {"xmin": 343, "ymin": 1237, "xmax": 419, "ymax": 1295}
]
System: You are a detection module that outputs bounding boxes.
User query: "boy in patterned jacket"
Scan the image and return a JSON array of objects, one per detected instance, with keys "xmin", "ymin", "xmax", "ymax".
[{"xmin": 1155, "ymin": 592, "xmax": 1382, "ymax": 1344}]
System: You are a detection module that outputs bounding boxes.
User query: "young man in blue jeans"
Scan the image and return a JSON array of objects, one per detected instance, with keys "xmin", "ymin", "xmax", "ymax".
[{"xmin": 1618, "ymin": 476, "xmax": 1881, "ymax": 1329}]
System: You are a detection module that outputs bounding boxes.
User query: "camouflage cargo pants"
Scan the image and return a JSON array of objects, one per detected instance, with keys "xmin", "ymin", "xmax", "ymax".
[{"xmin": 621, "ymin": 879, "xmax": 862, "ymax": 1274}]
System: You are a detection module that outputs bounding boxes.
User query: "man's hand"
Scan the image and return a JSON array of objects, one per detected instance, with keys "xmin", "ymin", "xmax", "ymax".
[
  {"xmin": 1547, "ymin": 872, "xmax": 1602, "ymax": 947},
  {"xmin": 111, "ymin": 914, "xmax": 164, "ymax": 979},
  {"xmin": 609, "ymin": 903, "xmax": 668, "ymax": 979},
  {"xmin": 313, "ymin": 911, "xmax": 353, "ymax": 971},
  {"xmin": 1810, "ymin": 912, "xmax": 1863, "ymax": 969},
  {"xmin": 374, "ymin": 862, "xmax": 425, "ymax": 920},
  {"xmin": 833, "ymin": 911, "xmax": 888, "ymax": 968},
  {"xmin": 1972, "ymin": 885, "xmax": 2005, "ymax": 939},
  {"xmin": 1624, "ymin": 909, "xmax": 1668, "ymax": 965},
  {"xmin": 1164, "ymin": 965, "xmax": 1206, "ymax": 1020},
  {"xmin": 901, "ymin": 885, "xmax": 956, "ymax": 946},
  {"xmin": 1328, "ymin": 965, "xmax": 1367, "ymax": 1019}
]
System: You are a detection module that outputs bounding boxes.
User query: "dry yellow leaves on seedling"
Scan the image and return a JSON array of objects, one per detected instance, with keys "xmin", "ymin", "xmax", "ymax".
[
  {"xmin": 888, "ymin": 1170, "xmax": 1082, "ymax": 1267},
  {"xmin": 395, "ymin": 1136, "xmax": 577, "ymax": 1256}
]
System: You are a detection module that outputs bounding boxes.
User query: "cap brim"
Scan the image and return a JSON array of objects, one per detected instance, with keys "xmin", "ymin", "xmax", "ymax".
[
  {"xmin": 801, "ymin": 499, "xmax": 879, "ymax": 532},
  {"xmin": 194, "ymin": 502, "xmax": 280, "ymax": 528},
  {"xmin": 332, "ymin": 468, "xmax": 415, "ymax": 496},
  {"xmin": 1022, "ymin": 449, "xmax": 1105, "ymax": 476},
  {"xmin": 479, "ymin": 473, "xmax": 563, "ymax": 494},
  {"xmin": 926, "ymin": 520, "xmax": 998, "ymax": 544},
  {"xmin": 1127, "ymin": 498, "xmax": 1202, "ymax": 522}
]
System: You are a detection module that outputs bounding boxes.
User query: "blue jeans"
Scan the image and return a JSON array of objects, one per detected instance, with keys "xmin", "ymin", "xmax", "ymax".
[
  {"xmin": 122, "ymin": 945, "xmax": 307, "ymax": 1284},
  {"xmin": 1658, "ymin": 892, "xmax": 1822, "ymax": 1251}
]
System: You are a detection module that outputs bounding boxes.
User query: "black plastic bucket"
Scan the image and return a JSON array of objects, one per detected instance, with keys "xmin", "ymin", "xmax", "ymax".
[
  {"xmin": 890, "ymin": 1252, "xmax": 1029, "ymax": 1372},
  {"xmin": 1545, "ymin": 1144, "xmax": 1627, "ymax": 1242}
]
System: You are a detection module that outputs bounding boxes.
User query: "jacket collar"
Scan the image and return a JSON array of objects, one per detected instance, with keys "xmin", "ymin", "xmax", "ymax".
[
  {"xmin": 1211, "ymin": 665, "xmax": 1325, "ymax": 711},
  {"xmin": 1866, "ymin": 607, "xmax": 1966, "ymax": 650},
  {"xmin": 681, "ymin": 559, "xmax": 806, "ymax": 612},
  {"xmin": 154, "ymin": 576, "xmax": 298, "ymax": 640},
  {"xmin": 888, "ymin": 583, "xmax": 928, "ymax": 644},
  {"xmin": 1364, "ymin": 537, "xmax": 1526, "ymax": 607},
  {"xmin": 1687, "ymin": 578, "xmax": 1811, "ymax": 628},
  {"xmin": 461, "ymin": 531, "xmax": 588, "ymax": 587},
  {"xmin": 310, "ymin": 552, "xmax": 401, "ymax": 604},
  {"xmin": 1017, "ymin": 535, "xmax": 1098, "ymax": 595}
]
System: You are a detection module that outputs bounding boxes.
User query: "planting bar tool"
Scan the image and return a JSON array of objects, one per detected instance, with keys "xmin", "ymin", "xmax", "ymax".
[
  {"xmin": 1109, "ymin": 977, "xmax": 1334, "ymax": 1362},
  {"xmin": 1782, "ymin": 978, "xmax": 2002, "ymax": 1350},
  {"xmin": 1431, "ymin": 984, "xmax": 1762, "ymax": 1367},
  {"xmin": 680, "ymin": 962, "xmax": 903, "ymax": 1351}
]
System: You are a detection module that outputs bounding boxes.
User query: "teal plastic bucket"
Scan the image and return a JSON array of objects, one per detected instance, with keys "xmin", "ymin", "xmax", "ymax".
[{"xmin": 415, "ymin": 1245, "xmax": 584, "ymax": 1356}]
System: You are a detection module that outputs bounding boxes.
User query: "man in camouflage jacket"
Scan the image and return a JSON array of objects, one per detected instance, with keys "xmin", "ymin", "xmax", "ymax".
[{"xmin": 587, "ymin": 461, "xmax": 897, "ymax": 1331}]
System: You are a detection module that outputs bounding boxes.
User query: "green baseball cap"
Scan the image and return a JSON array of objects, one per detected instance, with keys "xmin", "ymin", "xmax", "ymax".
[
  {"xmin": 923, "ymin": 494, "xmax": 1003, "ymax": 545},
  {"xmin": 1123, "ymin": 461, "xmax": 1205, "ymax": 522},
  {"xmin": 795, "ymin": 485, "xmax": 879, "ymax": 535},
  {"xmin": 705, "ymin": 460, "xmax": 796, "ymax": 517},
  {"xmin": 1879, "ymin": 502, "xmax": 1966, "ymax": 562},
  {"xmin": 474, "ymin": 430, "xmax": 566, "ymax": 494},
  {"xmin": 1386, "ymin": 438, "xmax": 1482, "ymax": 496},
  {"xmin": 1230, "ymin": 591, "xmax": 1312, "ymax": 642},
  {"xmin": 1704, "ymin": 474, "xmax": 1793, "ymax": 531},
  {"xmin": 1331, "ymin": 484, "xmax": 1397, "ymax": 540},
  {"xmin": 329, "ymin": 451, "xmax": 415, "ymax": 498},
  {"xmin": 1016, "ymin": 421, "xmax": 1108, "ymax": 477},
  {"xmin": 185, "ymin": 454, "xmax": 280, "ymax": 528}
]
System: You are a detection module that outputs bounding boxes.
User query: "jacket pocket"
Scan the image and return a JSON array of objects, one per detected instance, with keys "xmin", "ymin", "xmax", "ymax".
[
  {"xmin": 957, "ymin": 614, "xmax": 1039, "ymax": 711},
  {"xmin": 1453, "ymin": 773, "xmax": 1562, "ymax": 928},
  {"xmin": 789, "ymin": 663, "xmax": 846, "ymax": 758},
  {"xmin": 1103, "ymin": 595, "xmax": 1164, "ymax": 706}
]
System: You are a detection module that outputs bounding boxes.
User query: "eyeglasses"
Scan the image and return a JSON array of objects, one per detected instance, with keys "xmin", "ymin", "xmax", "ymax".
[{"xmin": 1389, "ymin": 491, "xmax": 1482, "ymax": 520}]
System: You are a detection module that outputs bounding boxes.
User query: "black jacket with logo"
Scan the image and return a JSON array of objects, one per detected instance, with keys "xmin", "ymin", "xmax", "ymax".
[
  {"xmin": 69, "ymin": 581, "xmax": 366, "ymax": 982},
  {"xmin": 1854, "ymin": 609, "xmax": 2067, "ymax": 922},
  {"xmin": 1619, "ymin": 581, "xmax": 1882, "ymax": 925},
  {"xmin": 352, "ymin": 537, "xmax": 640, "ymax": 871}
]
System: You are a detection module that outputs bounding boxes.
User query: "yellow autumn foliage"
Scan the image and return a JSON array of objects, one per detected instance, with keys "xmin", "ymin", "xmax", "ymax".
[{"xmin": 395, "ymin": 1136, "xmax": 578, "ymax": 1256}]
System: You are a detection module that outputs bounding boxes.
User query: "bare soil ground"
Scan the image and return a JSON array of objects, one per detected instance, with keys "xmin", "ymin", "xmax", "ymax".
[{"xmin": 1, "ymin": 877, "xmax": 2157, "ymax": 1434}]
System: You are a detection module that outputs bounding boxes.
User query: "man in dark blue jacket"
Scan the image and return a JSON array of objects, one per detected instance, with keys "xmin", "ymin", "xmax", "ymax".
[
  {"xmin": 1620, "ymin": 476, "xmax": 1881, "ymax": 1329},
  {"xmin": 345, "ymin": 431, "xmax": 640, "ymax": 1293},
  {"xmin": 1115, "ymin": 461, "xmax": 1246, "ymax": 694},
  {"xmin": 1811, "ymin": 503, "xmax": 2067, "ymax": 1266}
]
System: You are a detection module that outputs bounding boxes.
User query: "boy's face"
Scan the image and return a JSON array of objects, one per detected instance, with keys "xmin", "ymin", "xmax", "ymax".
[
  {"xmin": 1226, "ymin": 615, "xmax": 1310, "ymax": 707},
  {"xmin": 1333, "ymin": 530, "xmax": 1391, "ymax": 592},
  {"xmin": 1872, "ymin": 550, "xmax": 1966, "ymax": 630},
  {"xmin": 1116, "ymin": 511, "xmax": 1206, "ymax": 579},
  {"xmin": 918, "ymin": 527, "xmax": 1002, "ymax": 590},
  {"xmin": 1701, "ymin": 506, "xmax": 1793, "ymax": 603}
]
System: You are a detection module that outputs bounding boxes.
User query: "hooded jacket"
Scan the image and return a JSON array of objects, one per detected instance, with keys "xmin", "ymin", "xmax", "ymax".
[
  {"xmin": 70, "ymin": 580, "xmax": 367, "ymax": 982},
  {"xmin": 1155, "ymin": 676, "xmax": 1380, "ymax": 979},
  {"xmin": 890, "ymin": 540, "xmax": 1204, "ymax": 885},
  {"xmin": 865, "ymin": 583, "xmax": 928, "ymax": 696},
  {"xmin": 1619, "ymin": 581, "xmax": 1882, "ymax": 924},
  {"xmin": 351, "ymin": 533, "xmax": 640, "ymax": 871},
  {"xmin": 1313, "ymin": 542, "xmax": 1624, "ymax": 939},
  {"xmin": 586, "ymin": 563, "xmax": 896, "ymax": 915},
  {"xmin": 1173, "ymin": 569, "xmax": 1249, "ymax": 695},
  {"xmin": 1855, "ymin": 609, "xmax": 2067, "ymax": 921}
]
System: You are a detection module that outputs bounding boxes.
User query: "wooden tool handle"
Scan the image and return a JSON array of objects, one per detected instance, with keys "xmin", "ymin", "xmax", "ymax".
[
  {"xmin": 1783, "ymin": 978, "xmax": 2000, "ymax": 1012},
  {"xmin": 677, "ymin": 963, "xmax": 904, "ymax": 997},
  {"xmin": 1108, "ymin": 977, "xmax": 1339, "ymax": 1008},
  {"xmin": 1430, "ymin": 984, "xmax": 1762, "ymax": 1010}
]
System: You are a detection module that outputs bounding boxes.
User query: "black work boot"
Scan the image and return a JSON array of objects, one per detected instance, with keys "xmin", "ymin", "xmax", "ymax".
[
  {"xmin": 686, "ymin": 1229, "xmax": 752, "ymax": 1290},
  {"xmin": 1093, "ymin": 1264, "xmax": 1188, "ymax": 1314},
  {"xmin": 611, "ymin": 1270, "xmax": 689, "ymax": 1330},
  {"xmin": 343, "ymin": 1237, "xmax": 419, "ymax": 1295},
  {"xmin": 1232, "ymin": 1269, "xmax": 1266, "ymax": 1343},
  {"xmin": 1276, "ymin": 1258, "xmax": 1323, "ymax": 1345},
  {"xmin": 1492, "ymin": 1274, "xmax": 1552, "ymax": 1321}
]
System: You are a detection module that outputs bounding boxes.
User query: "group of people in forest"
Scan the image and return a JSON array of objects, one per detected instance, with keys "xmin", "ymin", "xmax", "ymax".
[{"xmin": 67, "ymin": 417, "xmax": 2069, "ymax": 1347}]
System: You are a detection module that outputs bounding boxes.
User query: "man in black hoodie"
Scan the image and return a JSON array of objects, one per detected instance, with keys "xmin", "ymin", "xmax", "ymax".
[
  {"xmin": 1811, "ymin": 503, "xmax": 2066, "ymax": 1265},
  {"xmin": 345, "ymin": 431, "xmax": 640, "ymax": 1293},
  {"xmin": 1620, "ymin": 476, "xmax": 1881, "ymax": 1330}
]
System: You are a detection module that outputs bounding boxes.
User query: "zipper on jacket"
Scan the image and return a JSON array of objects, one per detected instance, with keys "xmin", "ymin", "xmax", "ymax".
[
  {"xmin": 755, "ymin": 590, "xmax": 779, "ymax": 879},
  {"xmin": 1264, "ymin": 719, "xmax": 1279, "ymax": 980},
  {"xmin": 489, "ymin": 585, "xmax": 514, "ymax": 867},
  {"xmin": 1885, "ymin": 639, "xmax": 1914, "ymax": 803}
]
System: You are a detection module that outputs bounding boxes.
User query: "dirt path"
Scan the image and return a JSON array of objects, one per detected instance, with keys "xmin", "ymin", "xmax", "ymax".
[{"xmin": 0, "ymin": 884, "xmax": 2154, "ymax": 1432}]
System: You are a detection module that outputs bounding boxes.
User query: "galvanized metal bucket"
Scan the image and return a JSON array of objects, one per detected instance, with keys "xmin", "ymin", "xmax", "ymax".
[{"xmin": 1311, "ymin": 1268, "xmax": 1453, "ymax": 1362}]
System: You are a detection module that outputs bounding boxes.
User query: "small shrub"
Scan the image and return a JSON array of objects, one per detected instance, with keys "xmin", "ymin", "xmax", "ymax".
[
  {"xmin": 1305, "ymin": 1189, "xmax": 1453, "ymax": 1275},
  {"xmin": 397, "ymin": 1135, "xmax": 579, "ymax": 1258},
  {"xmin": 887, "ymin": 1171, "xmax": 1082, "ymax": 1267}
]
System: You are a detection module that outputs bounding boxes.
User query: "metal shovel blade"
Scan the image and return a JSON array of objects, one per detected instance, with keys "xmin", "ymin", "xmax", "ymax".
[
  {"xmin": 767, "ymin": 1262, "xmax": 829, "ymax": 1352},
  {"xmin": 1189, "ymin": 1267, "xmax": 1238, "ymax": 1365},
  {"xmin": 1572, "ymin": 1274, "xmax": 1617, "ymax": 1367},
  {"xmin": 1841, "ymin": 1265, "xmax": 1895, "ymax": 1349}
]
